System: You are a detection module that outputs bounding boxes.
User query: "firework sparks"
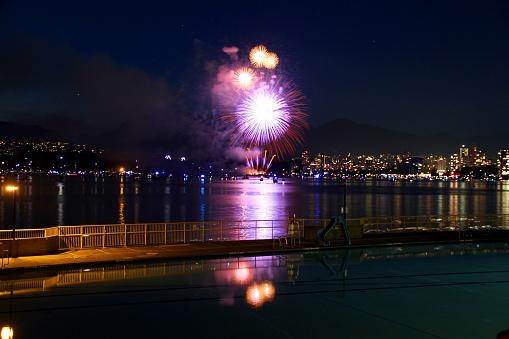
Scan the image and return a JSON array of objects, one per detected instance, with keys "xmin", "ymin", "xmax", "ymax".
[
  {"xmin": 245, "ymin": 149, "xmax": 275, "ymax": 174},
  {"xmin": 249, "ymin": 45, "xmax": 268, "ymax": 68},
  {"xmin": 221, "ymin": 75, "xmax": 307, "ymax": 158},
  {"xmin": 262, "ymin": 52, "xmax": 279, "ymax": 69},
  {"xmin": 234, "ymin": 67, "xmax": 256, "ymax": 89},
  {"xmin": 237, "ymin": 88, "xmax": 291, "ymax": 144}
]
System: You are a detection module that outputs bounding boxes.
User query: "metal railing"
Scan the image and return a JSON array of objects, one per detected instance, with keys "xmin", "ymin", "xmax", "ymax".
[
  {"xmin": 362, "ymin": 214, "xmax": 509, "ymax": 234},
  {"xmin": 0, "ymin": 227, "xmax": 58, "ymax": 240},
  {"xmin": 57, "ymin": 219, "xmax": 308, "ymax": 249},
  {"xmin": 1, "ymin": 214, "xmax": 509, "ymax": 250}
]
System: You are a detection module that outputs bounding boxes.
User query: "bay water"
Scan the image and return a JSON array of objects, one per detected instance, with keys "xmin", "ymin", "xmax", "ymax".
[{"xmin": 0, "ymin": 174, "xmax": 507, "ymax": 230}]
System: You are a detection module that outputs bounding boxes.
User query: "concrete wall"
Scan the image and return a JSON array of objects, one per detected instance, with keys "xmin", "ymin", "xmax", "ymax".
[
  {"xmin": 0, "ymin": 236, "xmax": 60, "ymax": 257},
  {"xmin": 304, "ymin": 224, "xmax": 363, "ymax": 241}
]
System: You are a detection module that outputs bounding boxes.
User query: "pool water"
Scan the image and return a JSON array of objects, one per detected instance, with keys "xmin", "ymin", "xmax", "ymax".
[{"xmin": 2, "ymin": 242, "xmax": 509, "ymax": 338}]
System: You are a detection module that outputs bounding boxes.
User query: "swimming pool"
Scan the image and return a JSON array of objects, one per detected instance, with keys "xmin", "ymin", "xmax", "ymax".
[{"xmin": 1, "ymin": 242, "xmax": 509, "ymax": 338}]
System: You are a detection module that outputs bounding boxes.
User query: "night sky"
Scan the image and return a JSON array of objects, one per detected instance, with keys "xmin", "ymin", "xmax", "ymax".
[{"xmin": 1, "ymin": 1, "xmax": 508, "ymax": 161}]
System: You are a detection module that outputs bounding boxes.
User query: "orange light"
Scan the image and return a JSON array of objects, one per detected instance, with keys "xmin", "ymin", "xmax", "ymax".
[
  {"xmin": 262, "ymin": 52, "xmax": 279, "ymax": 69},
  {"xmin": 5, "ymin": 186, "xmax": 18, "ymax": 191},
  {"xmin": 234, "ymin": 67, "xmax": 256, "ymax": 89},
  {"xmin": 249, "ymin": 45, "xmax": 268, "ymax": 68},
  {"xmin": 1, "ymin": 326, "xmax": 13, "ymax": 339},
  {"xmin": 246, "ymin": 281, "xmax": 275, "ymax": 307}
]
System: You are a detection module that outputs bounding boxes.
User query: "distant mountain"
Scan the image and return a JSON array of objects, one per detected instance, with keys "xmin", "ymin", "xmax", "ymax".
[
  {"xmin": 302, "ymin": 119, "xmax": 462, "ymax": 158},
  {"xmin": 1, "ymin": 119, "xmax": 506, "ymax": 162},
  {"xmin": 0, "ymin": 121, "xmax": 61, "ymax": 142}
]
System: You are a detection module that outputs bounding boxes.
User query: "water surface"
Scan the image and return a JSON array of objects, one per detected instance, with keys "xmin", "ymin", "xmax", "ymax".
[{"xmin": 0, "ymin": 174, "xmax": 507, "ymax": 229}]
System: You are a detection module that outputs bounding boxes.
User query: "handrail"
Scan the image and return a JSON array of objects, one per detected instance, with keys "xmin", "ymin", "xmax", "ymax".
[{"xmin": 1, "ymin": 214, "xmax": 509, "ymax": 250}]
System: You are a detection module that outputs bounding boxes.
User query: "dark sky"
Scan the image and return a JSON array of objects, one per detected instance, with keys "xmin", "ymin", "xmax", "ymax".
[{"xmin": 1, "ymin": 0, "xmax": 508, "ymax": 157}]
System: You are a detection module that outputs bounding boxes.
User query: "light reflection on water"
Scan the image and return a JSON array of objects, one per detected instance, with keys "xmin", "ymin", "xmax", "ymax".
[
  {"xmin": 0, "ymin": 174, "xmax": 509, "ymax": 229},
  {"xmin": 2, "ymin": 243, "xmax": 509, "ymax": 337},
  {"xmin": 1, "ymin": 242, "xmax": 508, "ymax": 306}
]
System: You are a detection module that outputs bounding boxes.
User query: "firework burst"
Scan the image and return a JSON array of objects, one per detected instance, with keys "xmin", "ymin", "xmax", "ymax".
[
  {"xmin": 222, "ymin": 75, "xmax": 307, "ymax": 158},
  {"xmin": 262, "ymin": 52, "xmax": 279, "ymax": 69},
  {"xmin": 234, "ymin": 67, "xmax": 256, "ymax": 89},
  {"xmin": 249, "ymin": 45, "xmax": 268, "ymax": 68},
  {"xmin": 245, "ymin": 149, "xmax": 275, "ymax": 174},
  {"xmin": 237, "ymin": 87, "xmax": 291, "ymax": 144},
  {"xmin": 217, "ymin": 45, "xmax": 308, "ymax": 162}
]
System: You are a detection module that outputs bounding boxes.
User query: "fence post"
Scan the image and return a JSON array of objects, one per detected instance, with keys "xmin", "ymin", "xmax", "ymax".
[
  {"xmin": 124, "ymin": 224, "xmax": 127, "ymax": 247},
  {"xmin": 145, "ymin": 224, "xmax": 147, "ymax": 246},
  {"xmin": 80, "ymin": 226, "xmax": 83, "ymax": 249},
  {"xmin": 103, "ymin": 225, "xmax": 106, "ymax": 248}
]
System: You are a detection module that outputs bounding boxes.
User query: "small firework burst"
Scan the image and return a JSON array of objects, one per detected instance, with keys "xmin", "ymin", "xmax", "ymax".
[
  {"xmin": 234, "ymin": 67, "xmax": 256, "ymax": 89},
  {"xmin": 245, "ymin": 149, "xmax": 275, "ymax": 174},
  {"xmin": 249, "ymin": 45, "xmax": 268, "ymax": 68},
  {"xmin": 262, "ymin": 52, "xmax": 279, "ymax": 69}
]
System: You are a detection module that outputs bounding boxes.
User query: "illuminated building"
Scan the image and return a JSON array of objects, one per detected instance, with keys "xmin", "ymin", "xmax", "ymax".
[
  {"xmin": 459, "ymin": 144, "xmax": 469, "ymax": 167},
  {"xmin": 450, "ymin": 154, "xmax": 460, "ymax": 171},
  {"xmin": 301, "ymin": 151, "xmax": 312, "ymax": 166},
  {"xmin": 468, "ymin": 144, "xmax": 477, "ymax": 167},
  {"xmin": 475, "ymin": 150, "xmax": 488, "ymax": 166},
  {"xmin": 365, "ymin": 156, "xmax": 373, "ymax": 171},
  {"xmin": 437, "ymin": 158, "xmax": 447, "ymax": 174},
  {"xmin": 399, "ymin": 155, "xmax": 424, "ymax": 174},
  {"xmin": 498, "ymin": 150, "xmax": 509, "ymax": 177},
  {"xmin": 314, "ymin": 153, "xmax": 330, "ymax": 169}
]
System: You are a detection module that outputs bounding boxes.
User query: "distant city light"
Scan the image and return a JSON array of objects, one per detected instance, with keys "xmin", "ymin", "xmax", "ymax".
[
  {"xmin": 181, "ymin": 157, "xmax": 186, "ymax": 162},
  {"xmin": 165, "ymin": 155, "xmax": 172, "ymax": 160}
]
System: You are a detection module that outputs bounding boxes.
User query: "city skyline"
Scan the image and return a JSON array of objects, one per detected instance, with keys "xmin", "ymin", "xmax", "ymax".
[{"xmin": 1, "ymin": 136, "xmax": 508, "ymax": 177}]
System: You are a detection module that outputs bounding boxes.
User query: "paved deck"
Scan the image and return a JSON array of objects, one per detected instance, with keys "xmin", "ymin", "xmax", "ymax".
[
  {"xmin": 0, "ymin": 239, "xmax": 319, "ymax": 271},
  {"xmin": 1, "ymin": 232, "xmax": 488, "ymax": 273}
]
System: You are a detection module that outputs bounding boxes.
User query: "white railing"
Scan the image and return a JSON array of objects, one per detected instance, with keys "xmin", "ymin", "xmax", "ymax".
[
  {"xmin": 0, "ymin": 228, "xmax": 48, "ymax": 240},
  {"xmin": 2, "ymin": 214, "xmax": 509, "ymax": 250},
  {"xmin": 57, "ymin": 219, "xmax": 308, "ymax": 249}
]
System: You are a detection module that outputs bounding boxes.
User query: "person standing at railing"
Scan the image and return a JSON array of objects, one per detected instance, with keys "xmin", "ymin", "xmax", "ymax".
[{"xmin": 288, "ymin": 216, "xmax": 296, "ymax": 237}]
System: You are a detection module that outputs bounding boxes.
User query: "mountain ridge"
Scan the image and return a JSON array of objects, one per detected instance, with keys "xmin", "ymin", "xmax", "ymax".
[
  {"xmin": 0, "ymin": 119, "xmax": 506, "ymax": 161},
  {"xmin": 302, "ymin": 118, "xmax": 503, "ymax": 159}
]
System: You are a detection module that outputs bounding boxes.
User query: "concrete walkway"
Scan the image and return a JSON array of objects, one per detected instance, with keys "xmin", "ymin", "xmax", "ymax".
[
  {"xmin": 0, "ymin": 232, "xmax": 483, "ymax": 273},
  {"xmin": 0, "ymin": 239, "xmax": 329, "ymax": 271}
]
